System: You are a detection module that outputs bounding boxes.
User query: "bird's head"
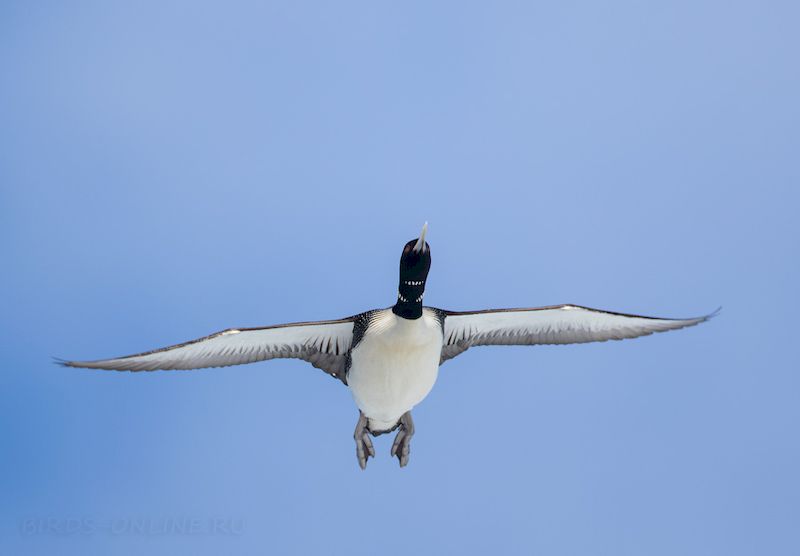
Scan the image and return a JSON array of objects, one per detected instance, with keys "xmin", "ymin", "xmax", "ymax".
[
  {"xmin": 393, "ymin": 223, "xmax": 431, "ymax": 319},
  {"xmin": 399, "ymin": 222, "xmax": 431, "ymax": 284}
]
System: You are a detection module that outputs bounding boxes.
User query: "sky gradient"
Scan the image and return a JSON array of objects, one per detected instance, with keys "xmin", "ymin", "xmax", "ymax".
[{"xmin": 2, "ymin": 1, "xmax": 799, "ymax": 554}]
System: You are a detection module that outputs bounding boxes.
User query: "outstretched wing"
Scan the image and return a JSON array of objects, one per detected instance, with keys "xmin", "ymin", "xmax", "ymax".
[
  {"xmin": 438, "ymin": 305, "xmax": 717, "ymax": 363},
  {"xmin": 59, "ymin": 317, "xmax": 356, "ymax": 382}
]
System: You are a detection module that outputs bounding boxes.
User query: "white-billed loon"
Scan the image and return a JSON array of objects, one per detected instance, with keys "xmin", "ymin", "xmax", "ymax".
[{"xmin": 61, "ymin": 223, "xmax": 716, "ymax": 469}]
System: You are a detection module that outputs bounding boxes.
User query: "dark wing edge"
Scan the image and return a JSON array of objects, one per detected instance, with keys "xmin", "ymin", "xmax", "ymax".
[
  {"xmin": 438, "ymin": 304, "xmax": 719, "ymax": 364},
  {"xmin": 56, "ymin": 316, "xmax": 357, "ymax": 382}
]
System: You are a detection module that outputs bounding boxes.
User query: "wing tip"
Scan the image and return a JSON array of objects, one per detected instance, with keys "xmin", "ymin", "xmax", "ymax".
[
  {"xmin": 54, "ymin": 356, "xmax": 100, "ymax": 370},
  {"xmin": 698, "ymin": 306, "xmax": 722, "ymax": 323},
  {"xmin": 53, "ymin": 356, "xmax": 124, "ymax": 371},
  {"xmin": 560, "ymin": 303, "xmax": 721, "ymax": 326},
  {"xmin": 53, "ymin": 356, "xmax": 74, "ymax": 367},
  {"xmin": 661, "ymin": 306, "xmax": 719, "ymax": 328}
]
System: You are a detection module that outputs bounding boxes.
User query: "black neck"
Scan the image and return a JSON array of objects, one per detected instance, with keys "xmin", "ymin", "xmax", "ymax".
[{"xmin": 392, "ymin": 279, "xmax": 426, "ymax": 320}]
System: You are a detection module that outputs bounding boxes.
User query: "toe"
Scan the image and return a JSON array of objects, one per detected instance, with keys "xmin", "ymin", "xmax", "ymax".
[
  {"xmin": 400, "ymin": 442, "xmax": 411, "ymax": 467},
  {"xmin": 356, "ymin": 439, "xmax": 369, "ymax": 470},
  {"xmin": 390, "ymin": 430, "xmax": 406, "ymax": 457},
  {"xmin": 363, "ymin": 433, "xmax": 375, "ymax": 457}
]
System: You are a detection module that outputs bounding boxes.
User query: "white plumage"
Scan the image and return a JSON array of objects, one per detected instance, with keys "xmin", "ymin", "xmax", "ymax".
[{"xmin": 347, "ymin": 308, "xmax": 443, "ymax": 432}]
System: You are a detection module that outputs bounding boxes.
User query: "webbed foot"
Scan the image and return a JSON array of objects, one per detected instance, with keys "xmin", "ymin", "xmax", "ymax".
[
  {"xmin": 390, "ymin": 411, "xmax": 415, "ymax": 468},
  {"xmin": 353, "ymin": 411, "xmax": 375, "ymax": 470}
]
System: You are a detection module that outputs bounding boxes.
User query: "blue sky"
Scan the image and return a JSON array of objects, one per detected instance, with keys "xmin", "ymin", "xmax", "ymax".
[{"xmin": 1, "ymin": 1, "xmax": 798, "ymax": 554}]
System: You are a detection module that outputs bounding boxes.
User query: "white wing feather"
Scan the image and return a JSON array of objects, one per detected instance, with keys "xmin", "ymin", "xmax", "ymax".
[
  {"xmin": 60, "ymin": 318, "xmax": 355, "ymax": 379},
  {"xmin": 440, "ymin": 305, "xmax": 717, "ymax": 363}
]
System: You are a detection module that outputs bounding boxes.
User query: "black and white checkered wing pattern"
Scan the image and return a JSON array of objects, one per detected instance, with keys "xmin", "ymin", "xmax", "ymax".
[
  {"xmin": 439, "ymin": 305, "xmax": 716, "ymax": 364},
  {"xmin": 60, "ymin": 318, "xmax": 356, "ymax": 381}
]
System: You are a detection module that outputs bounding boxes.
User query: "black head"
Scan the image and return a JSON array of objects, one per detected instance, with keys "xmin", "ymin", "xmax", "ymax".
[
  {"xmin": 400, "ymin": 224, "xmax": 431, "ymax": 281},
  {"xmin": 394, "ymin": 223, "xmax": 431, "ymax": 319}
]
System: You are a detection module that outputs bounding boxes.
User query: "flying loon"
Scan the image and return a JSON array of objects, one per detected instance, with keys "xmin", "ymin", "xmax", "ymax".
[{"xmin": 61, "ymin": 223, "xmax": 716, "ymax": 469}]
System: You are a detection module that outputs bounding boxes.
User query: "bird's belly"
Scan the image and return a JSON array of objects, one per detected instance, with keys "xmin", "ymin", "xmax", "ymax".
[{"xmin": 348, "ymin": 319, "xmax": 442, "ymax": 432}]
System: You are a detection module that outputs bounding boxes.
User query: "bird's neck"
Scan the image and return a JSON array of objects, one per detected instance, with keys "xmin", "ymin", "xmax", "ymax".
[{"xmin": 392, "ymin": 278, "xmax": 426, "ymax": 320}]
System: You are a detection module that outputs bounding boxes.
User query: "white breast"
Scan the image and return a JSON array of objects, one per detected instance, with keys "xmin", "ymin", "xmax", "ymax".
[{"xmin": 347, "ymin": 308, "xmax": 444, "ymax": 432}]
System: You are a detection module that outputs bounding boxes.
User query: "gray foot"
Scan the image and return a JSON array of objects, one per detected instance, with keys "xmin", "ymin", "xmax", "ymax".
[
  {"xmin": 353, "ymin": 411, "xmax": 375, "ymax": 470},
  {"xmin": 390, "ymin": 411, "xmax": 415, "ymax": 468}
]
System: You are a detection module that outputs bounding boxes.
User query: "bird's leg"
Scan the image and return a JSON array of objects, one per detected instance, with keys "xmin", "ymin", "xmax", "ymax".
[
  {"xmin": 353, "ymin": 411, "xmax": 375, "ymax": 470},
  {"xmin": 390, "ymin": 411, "xmax": 415, "ymax": 468}
]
